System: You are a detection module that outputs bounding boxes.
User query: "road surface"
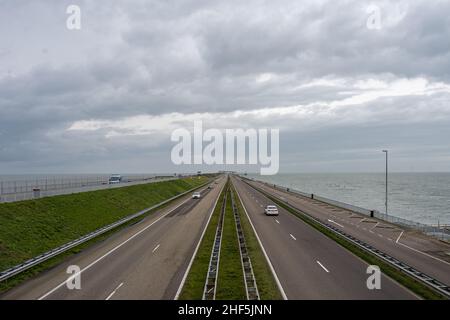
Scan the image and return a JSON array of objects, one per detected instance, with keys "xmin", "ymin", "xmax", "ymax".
[
  {"xmin": 2, "ymin": 174, "xmax": 437, "ymax": 300},
  {"xmin": 1, "ymin": 177, "xmax": 226, "ymax": 300},
  {"xmin": 231, "ymin": 176, "xmax": 417, "ymax": 299},
  {"xmin": 245, "ymin": 177, "xmax": 450, "ymax": 288}
]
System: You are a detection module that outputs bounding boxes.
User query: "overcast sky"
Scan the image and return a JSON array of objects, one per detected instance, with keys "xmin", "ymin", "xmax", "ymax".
[{"xmin": 1, "ymin": 0, "xmax": 450, "ymax": 174}]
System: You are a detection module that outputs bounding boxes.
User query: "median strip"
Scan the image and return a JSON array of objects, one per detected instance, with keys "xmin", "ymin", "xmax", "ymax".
[
  {"xmin": 215, "ymin": 186, "xmax": 246, "ymax": 300},
  {"xmin": 230, "ymin": 189, "xmax": 259, "ymax": 300},
  {"xmin": 179, "ymin": 177, "xmax": 284, "ymax": 300},
  {"xmin": 202, "ymin": 186, "xmax": 227, "ymax": 300},
  {"xmin": 178, "ymin": 181, "xmax": 227, "ymax": 300}
]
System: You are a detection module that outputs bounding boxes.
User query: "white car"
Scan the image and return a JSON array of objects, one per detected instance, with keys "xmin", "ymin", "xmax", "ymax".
[
  {"xmin": 192, "ymin": 192, "xmax": 201, "ymax": 199},
  {"xmin": 108, "ymin": 174, "xmax": 122, "ymax": 184},
  {"xmin": 264, "ymin": 205, "xmax": 279, "ymax": 216}
]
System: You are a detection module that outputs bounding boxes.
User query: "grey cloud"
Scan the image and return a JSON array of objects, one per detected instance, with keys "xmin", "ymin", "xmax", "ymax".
[{"xmin": 1, "ymin": 0, "xmax": 450, "ymax": 173}]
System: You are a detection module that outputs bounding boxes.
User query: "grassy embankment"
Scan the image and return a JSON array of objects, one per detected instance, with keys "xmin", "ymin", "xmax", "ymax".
[{"xmin": 0, "ymin": 176, "xmax": 207, "ymax": 293}]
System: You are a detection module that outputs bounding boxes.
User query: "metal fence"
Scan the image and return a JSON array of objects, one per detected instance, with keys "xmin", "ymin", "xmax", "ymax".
[
  {"xmin": 258, "ymin": 180, "xmax": 450, "ymax": 240},
  {"xmin": 0, "ymin": 174, "xmax": 178, "ymax": 203}
]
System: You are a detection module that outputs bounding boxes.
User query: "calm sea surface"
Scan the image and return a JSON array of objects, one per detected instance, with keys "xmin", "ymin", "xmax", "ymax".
[{"xmin": 247, "ymin": 173, "xmax": 450, "ymax": 225}]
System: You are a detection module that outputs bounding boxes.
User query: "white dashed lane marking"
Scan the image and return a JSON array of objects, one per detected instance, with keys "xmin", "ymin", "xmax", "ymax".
[
  {"xmin": 106, "ymin": 282, "xmax": 124, "ymax": 300},
  {"xmin": 317, "ymin": 261, "xmax": 330, "ymax": 273}
]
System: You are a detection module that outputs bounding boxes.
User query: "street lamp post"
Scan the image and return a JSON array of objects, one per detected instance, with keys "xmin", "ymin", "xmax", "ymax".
[{"xmin": 382, "ymin": 150, "xmax": 388, "ymax": 217}]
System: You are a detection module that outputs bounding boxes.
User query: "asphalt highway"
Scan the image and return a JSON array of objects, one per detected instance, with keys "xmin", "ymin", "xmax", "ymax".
[
  {"xmin": 231, "ymin": 176, "xmax": 418, "ymax": 299},
  {"xmin": 2, "ymin": 174, "xmax": 437, "ymax": 300},
  {"xmin": 1, "ymin": 177, "xmax": 226, "ymax": 300},
  {"xmin": 245, "ymin": 177, "xmax": 450, "ymax": 288}
]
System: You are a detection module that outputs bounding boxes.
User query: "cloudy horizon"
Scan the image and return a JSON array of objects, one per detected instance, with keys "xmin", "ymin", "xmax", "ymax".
[{"xmin": 1, "ymin": 0, "xmax": 450, "ymax": 174}]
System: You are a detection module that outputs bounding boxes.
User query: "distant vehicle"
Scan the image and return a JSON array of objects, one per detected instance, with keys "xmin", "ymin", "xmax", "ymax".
[
  {"xmin": 207, "ymin": 185, "xmax": 213, "ymax": 189},
  {"xmin": 192, "ymin": 192, "xmax": 201, "ymax": 199},
  {"xmin": 108, "ymin": 174, "xmax": 122, "ymax": 184},
  {"xmin": 264, "ymin": 205, "xmax": 279, "ymax": 216}
]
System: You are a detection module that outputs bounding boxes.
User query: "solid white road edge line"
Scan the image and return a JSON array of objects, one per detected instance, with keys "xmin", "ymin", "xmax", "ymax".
[
  {"xmin": 38, "ymin": 192, "xmax": 197, "ymax": 300},
  {"xmin": 234, "ymin": 179, "xmax": 288, "ymax": 300},
  {"xmin": 174, "ymin": 181, "xmax": 226, "ymax": 300}
]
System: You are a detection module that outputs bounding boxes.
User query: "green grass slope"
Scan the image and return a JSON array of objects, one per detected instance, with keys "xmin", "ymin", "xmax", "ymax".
[{"xmin": 0, "ymin": 177, "xmax": 207, "ymax": 272}]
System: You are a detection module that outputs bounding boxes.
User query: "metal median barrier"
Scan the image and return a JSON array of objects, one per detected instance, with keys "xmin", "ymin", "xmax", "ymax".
[
  {"xmin": 230, "ymin": 189, "xmax": 260, "ymax": 300},
  {"xmin": 0, "ymin": 180, "xmax": 210, "ymax": 283},
  {"xmin": 245, "ymin": 180, "xmax": 450, "ymax": 299},
  {"xmin": 203, "ymin": 187, "xmax": 227, "ymax": 300}
]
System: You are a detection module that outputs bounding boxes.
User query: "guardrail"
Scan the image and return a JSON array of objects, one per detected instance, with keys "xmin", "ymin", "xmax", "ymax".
[
  {"xmin": 245, "ymin": 180, "xmax": 450, "ymax": 299},
  {"xmin": 246, "ymin": 177, "xmax": 450, "ymax": 241},
  {"xmin": 0, "ymin": 179, "xmax": 210, "ymax": 283},
  {"xmin": 203, "ymin": 186, "xmax": 227, "ymax": 300},
  {"xmin": 230, "ymin": 189, "xmax": 260, "ymax": 300}
]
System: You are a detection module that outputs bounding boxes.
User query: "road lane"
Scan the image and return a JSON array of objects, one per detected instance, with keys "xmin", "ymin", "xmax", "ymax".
[
  {"xmin": 1, "ymin": 176, "xmax": 226, "ymax": 300},
  {"xmin": 232, "ymin": 176, "xmax": 417, "ymax": 300}
]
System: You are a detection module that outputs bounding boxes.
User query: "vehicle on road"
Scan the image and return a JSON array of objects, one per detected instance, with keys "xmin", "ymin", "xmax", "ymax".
[
  {"xmin": 192, "ymin": 192, "xmax": 201, "ymax": 199},
  {"xmin": 108, "ymin": 174, "xmax": 122, "ymax": 184},
  {"xmin": 207, "ymin": 185, "xmax": 213, "ymax": 189},
  {"xmin": 264, "ymin": 205, "xmax": 279, "ymax": 216}
]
